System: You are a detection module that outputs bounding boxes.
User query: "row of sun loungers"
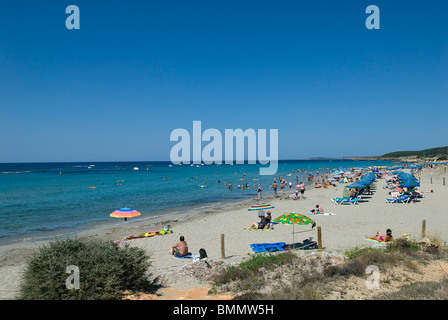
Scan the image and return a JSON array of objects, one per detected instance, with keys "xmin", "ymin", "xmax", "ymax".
[
  {"xmin": 385, "ymin": 193, "xmax": 424, "ymax": 204},
  {"xmin": 329, "ymin": 171, "xmax": 428, "ymax": 206}
]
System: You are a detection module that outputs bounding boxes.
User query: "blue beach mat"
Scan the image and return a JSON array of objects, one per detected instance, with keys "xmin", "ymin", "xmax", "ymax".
[{"xmin": 250, "ymin": 242, "xmax": 287, "ymax": 253}]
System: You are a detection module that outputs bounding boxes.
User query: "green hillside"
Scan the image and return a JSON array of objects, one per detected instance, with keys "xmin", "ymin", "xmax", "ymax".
[{"xmin": 381, "ymin": 146, "xmax": 448, "ymax": 158}]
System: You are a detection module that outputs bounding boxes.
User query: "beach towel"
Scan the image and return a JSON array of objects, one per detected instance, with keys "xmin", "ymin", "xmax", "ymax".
[
  {"xmin": 365, "ymin": 237, "xmax": 394, "ymax": 244},
  {"xmin": 139, "ymin": 232, "xmax": 157, "ymax": 238},
  {"xmin": 174, "ymin": 253, "xmax": 200, "ymax": 259},
  {"xmin": 250, "ymin": 242, "xmax": 286, "ymax": 253},
  {"xmin": 308, "ymin": 212, "xmax": 336, "ymax": 215},
  {"xmin": 113, "ymin": 225, "xmax": 173, "ymax": 242}
]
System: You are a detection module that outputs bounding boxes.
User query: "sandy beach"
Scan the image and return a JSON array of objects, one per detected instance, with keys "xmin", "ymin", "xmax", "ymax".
[{"xmin": 1, "ymin": 165, "xmax": 447, "ymax": 300}]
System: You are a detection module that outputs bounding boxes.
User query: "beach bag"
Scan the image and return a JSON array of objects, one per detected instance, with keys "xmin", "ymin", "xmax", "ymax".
[
  {"xmin": 302, "ymin": 238, "xmax": 317, "ymax": 250},
  {"xmin": 199, "ymin": 248, "xmax": 208, "ymax": 259},
  {"xmin": 258, "ymin": 221, "xmax": 267, "ymax": 229}
]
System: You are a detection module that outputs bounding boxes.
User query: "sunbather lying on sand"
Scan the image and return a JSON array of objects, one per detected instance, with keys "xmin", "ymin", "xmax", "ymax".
[
  {"xmin": 170, "ymin": 236, "xmax": 189, "ymax": 257},
  {"xmin": 366, "ymin": 229, "xmax": 394, "ymax": 242}
]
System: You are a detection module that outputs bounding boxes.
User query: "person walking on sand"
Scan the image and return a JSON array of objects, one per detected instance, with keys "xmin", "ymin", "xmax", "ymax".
[{"xmin": 258, "ymin": 185, "xmax": 262, "ymax": 199}]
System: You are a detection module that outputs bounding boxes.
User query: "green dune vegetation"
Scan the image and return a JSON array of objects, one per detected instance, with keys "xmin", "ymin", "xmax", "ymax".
[
  {"xmin": 18, "ymin": 238, "xmax": 157, "ymax": 300},
  {"xmin": 381, "ymin": 146, "xmax": 448, "ymax": 162},
  {"xmin": 209, "ymin": 237, "xmax": 448, "ymax": 300}
]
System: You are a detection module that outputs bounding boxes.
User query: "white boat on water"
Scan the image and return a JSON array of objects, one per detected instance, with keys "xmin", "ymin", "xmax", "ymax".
[{"xmin": 133, "ymin": 167, "xmax": 139, "ymax": 171}]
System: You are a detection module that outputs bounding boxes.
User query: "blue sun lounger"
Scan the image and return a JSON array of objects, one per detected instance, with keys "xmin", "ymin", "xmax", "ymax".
[
  {"xmin": 250, "ymin": 242, "xmax": 287, "ymax": 253},
  {"xmin": 385, "ymin": 195, "xmax": 410, "ymax": 203},
  {"xmin": 333, "ymin": 197, "xmax": 359, "ymax": 205}
]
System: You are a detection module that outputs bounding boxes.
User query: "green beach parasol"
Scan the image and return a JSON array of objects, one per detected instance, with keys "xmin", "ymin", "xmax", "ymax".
[{"xmin": 273, "ymin": 213, "xmax": 316, "ymax": 247}]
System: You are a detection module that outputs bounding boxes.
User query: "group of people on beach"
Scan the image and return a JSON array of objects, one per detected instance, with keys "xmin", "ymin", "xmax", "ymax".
[
  {"xmin": 292, "ymin": 182, "xmax": 305, "ymax": 200},
  {"xmin": 169, "ymin": 166, "xmax": 400, "ymax": 259}
]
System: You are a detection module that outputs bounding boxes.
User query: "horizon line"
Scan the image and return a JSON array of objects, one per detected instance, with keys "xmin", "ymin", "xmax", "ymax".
[{"xmin": 0, "ymin": 157, "xmax": 394, "ymax": 164}]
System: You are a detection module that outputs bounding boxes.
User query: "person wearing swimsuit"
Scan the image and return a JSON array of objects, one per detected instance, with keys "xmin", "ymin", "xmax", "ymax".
[{"xmin": 368, "ymin": 229, "xmax": 393, "ymax": 242}]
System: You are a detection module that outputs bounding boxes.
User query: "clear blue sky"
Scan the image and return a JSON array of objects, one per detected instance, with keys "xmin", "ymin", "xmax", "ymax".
[{"xmin": 1, "ymin": 0, "xmax": 447, "ymax": 162}]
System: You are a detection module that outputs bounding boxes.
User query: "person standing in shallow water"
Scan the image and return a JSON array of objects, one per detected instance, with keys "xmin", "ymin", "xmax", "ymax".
[
  {"xmin": 272, "ymin": 181, "xmax": 277, "ymax": 195},
  {"xmin": 258, "ymin": 185, "xmax": 262, "ymax": 199},
  {"xmin": 299, "ymin": 182, "xmax": 305, "ymax": 199}
]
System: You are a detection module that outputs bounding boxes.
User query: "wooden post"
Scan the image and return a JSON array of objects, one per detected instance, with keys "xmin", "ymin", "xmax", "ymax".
[
  {"xmin": 221, "ymin": 234, "xmax": 225, "ymax": 259},
  {"xmin": 422, "ymin": 220, "xmax": 426, "ymax": 238},
  {"xmin": 317, "ymin": 226, "xmax": 322, "ymax": 249},
  {"xmin": 443, "ymin": 177, "xmax": 445, "ymax": 186}
]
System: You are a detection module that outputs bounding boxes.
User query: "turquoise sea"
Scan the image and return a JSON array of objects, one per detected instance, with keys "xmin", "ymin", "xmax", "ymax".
[{"xmin": 0, "ymin": 159, "xmax": 400, "ymax": 244}]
